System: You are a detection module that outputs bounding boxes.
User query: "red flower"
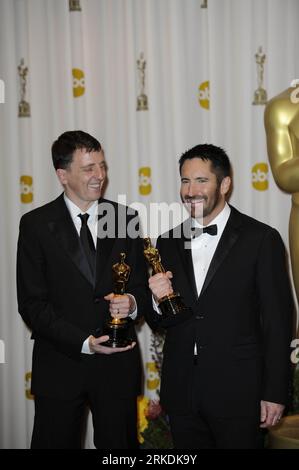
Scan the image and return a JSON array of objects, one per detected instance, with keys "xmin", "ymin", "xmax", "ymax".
[{"xmin": 146, "ymin": 400, "xmax": 162, "ymax": 420}]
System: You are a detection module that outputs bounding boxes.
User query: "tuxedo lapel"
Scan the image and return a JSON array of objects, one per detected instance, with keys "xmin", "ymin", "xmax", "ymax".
[
  {"xmin": 47, "ymin": 195, "xmax": 94, "ymax": 286},
  {"xmin": 174, "ymin": 221, "xmax": 198, "ymax": 301},
  {"xmin": 184, "ymin": 244, "xmax": 198, "ymax": 300},
  {"xmin": 200, "ymin": 207, "xmax": 242, "ymax": 297},
  {"xmin": 95, "ymin": 237, "xmax": 115, "ymax": 286}
]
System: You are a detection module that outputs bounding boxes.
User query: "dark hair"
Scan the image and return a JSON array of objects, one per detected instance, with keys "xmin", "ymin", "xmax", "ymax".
[
  {"xmin": 179, "ymin": 144, "xmax": 231, "ymax": 183},
  {"xmin": 51, "ymin": 130, "xmax": 101, "ymax": 170}
]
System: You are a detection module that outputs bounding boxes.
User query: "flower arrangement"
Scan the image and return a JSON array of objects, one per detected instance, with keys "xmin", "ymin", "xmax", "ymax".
[
  {"xmin": 137, "ymin": 329, "xmax": 173, "ymax": 449},
  {"xmin": 137, "ymin": 395, "xmax": 173, "ymax": 449}
]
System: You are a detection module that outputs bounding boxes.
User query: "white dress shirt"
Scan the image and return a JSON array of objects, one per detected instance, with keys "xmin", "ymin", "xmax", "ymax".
[
  {"xmin": 153, "ymin": 203, "xmax": 231, "ymax": 355},
  {"xmin": 191, "ymin": 203, "xmax": 231, "ymax": 297},
  {"xmin": 63, "ymin": 194, "xmax": 137, "ymax": 354},
  {"xmin": 64, "ymin": 194, "xmax": 98, "ymax": 247}
]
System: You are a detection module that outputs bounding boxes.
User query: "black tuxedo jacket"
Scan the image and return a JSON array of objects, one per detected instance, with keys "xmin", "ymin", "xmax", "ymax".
[
  {"xmin": 17, "ymin": 194, "xmax": 150, "ymax": 400},
  {"xmin": 146, "ymin": 207, "xmax": 293, "ymax": 417}
]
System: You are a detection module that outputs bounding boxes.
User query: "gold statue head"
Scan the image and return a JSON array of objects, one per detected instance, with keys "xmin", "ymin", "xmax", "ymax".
[
  {"xmin": 112, "ymin": 252, "xmax": 131, "ymax": 295},
  {"xmin": 143, "ymin": 237, "xmax": 165, "ymax": 274}
]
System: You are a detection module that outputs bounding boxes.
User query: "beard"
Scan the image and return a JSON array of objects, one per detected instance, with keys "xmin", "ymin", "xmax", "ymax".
[
  {"xmin": 183, "ymin": 184, "xmax": 221, "ymax": 220},
  {"xmin": 202, "ymin": 184, "xmax": 221, "ymax": 218}
]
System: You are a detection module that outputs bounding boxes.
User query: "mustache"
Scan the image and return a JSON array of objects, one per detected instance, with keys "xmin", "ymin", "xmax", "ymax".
[{"xmin": 184, "ymin": 196, "xmax": 207, "ymax": 203}]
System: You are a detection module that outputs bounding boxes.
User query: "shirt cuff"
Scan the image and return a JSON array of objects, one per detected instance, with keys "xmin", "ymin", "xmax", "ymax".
[
  {"xmin": 152, "ymin": 295, "xmax": 162, "ymax": 315},
  {"xmin": 126, "ymin": 293, "xmax": 137, "ymax": 320},
  {"xmin": 81, "ymin": 336, "xmax": 95, "ymax": 354}
]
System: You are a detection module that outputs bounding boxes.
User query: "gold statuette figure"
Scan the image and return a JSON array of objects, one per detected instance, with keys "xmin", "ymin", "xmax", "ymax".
[
  {"xmin": 103, "ymin": 253, "xmax": 132, "ymax": 347},
  {"xmin": 18, "ymin": 59, "xmax": 31, "ymax": 117},
  {"xmin": 253, "ymin": 46, "xmax": 267, "ymax": 105},
  {"xmin": 69, "ymin": 0, "xmax": 81, "ymax": 11},
  {"xmin": 144, "ymin": 237, "xmax": 189, "ymax": 318},
  {"xmin": 264, "ymin": 85, "xmax": 299, "ymax": 325},
  {"xmin": 136, "ymin": 52, "xmax": 148, "ymax": 111}
]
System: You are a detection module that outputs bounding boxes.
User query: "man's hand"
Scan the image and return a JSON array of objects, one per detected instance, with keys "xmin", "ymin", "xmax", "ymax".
[
  {"xmin": 149, "ymin": 271, "xmax": 173, "ymax": 301},
  {"xmin": 104, "ymin": 293, "xmax": 136, "ymax": 319},
  {"xmin": 89, "ymin": 335, "xmax": 136, "ymax": 355},
  {"xmin": 260, "ymin": 400, "xmax": 285, "ymax": 428}
]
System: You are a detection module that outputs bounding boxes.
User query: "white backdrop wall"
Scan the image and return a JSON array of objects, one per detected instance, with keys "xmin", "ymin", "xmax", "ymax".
[{"xmin": 0, "ymin": 0, "xmax": 299, "ymax": 448}]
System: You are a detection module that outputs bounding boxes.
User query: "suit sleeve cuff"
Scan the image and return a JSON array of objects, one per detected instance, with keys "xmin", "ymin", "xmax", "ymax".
[
  {"xmin": 127, "ymin": 294, "xmax": 138, "ymax": 320},
  {"xmin": 152, "ymin": 295, "xmax": 162, "ymax": 314},
  {"xmin": 81, "ymin": 336, "xmax": 95, "ymax": 354}
]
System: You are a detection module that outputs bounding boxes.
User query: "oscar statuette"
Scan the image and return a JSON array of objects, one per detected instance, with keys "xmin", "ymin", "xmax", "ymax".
[
  {"xmin": 18, "ymin": 59, "xmax": 31, "ymax": 117},
  {"xmin": 144, "ymin": 237, "xmax": 190, "ymax": 318},
  {"xmin": 136, "ymin": 52, "xmax": 149, "ymax": 111},
  {"xmin": 103, "ymin": 253, "xmax": 133, "ymax": 348},
  {"xmin": 252, "ymin": 46, "xmax": 268, "ymax": 105}
]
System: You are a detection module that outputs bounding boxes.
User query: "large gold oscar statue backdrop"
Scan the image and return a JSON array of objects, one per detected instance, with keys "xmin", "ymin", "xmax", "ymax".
[
  {"xmin": 265, "ymin": 83, "xmax": 299, "ymax": 449},
  {"xmin": 264, "ymin": 84, "xmax": 299, "ymax": 317}
]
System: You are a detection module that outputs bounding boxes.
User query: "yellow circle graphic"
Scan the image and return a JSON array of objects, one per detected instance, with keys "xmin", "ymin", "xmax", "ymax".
[
  {"xmin": 198, "ymin": 81, "xmax": 210, "ymax": 109},
  {"xmin": 20, "ymin": 175, "xmax": 33, "ymax": 203},
  {"xmin": 252, "ymin": 163, "xmax": 269, "ymax": 191},
  {"xmin": 139, "ymin": 167, "xmax": 152, "ymax": 196},
  {"xmin": 72, "ymin": 68, "xmax": 85, "ymax": 97},
  {"xmin": 25, "ymin": 372, "xmax": 34, "ymax": 400}
]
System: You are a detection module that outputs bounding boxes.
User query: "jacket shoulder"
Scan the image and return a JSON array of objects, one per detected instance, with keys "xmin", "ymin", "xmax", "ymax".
[
  {"xmin": 230, "ymin": 206, "xmax": 282, "ymax": 239},
  {"xmin": 99, "ymin": 198, "xmax": 138, "ymax": 216},
  {"xmin": 19, "ymin": 196, "xmax": 63, "ymax": 225}
]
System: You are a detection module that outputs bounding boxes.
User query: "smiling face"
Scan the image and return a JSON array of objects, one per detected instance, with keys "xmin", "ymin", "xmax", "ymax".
[
  {"xmin": 180, "ymin": 158, "xmax": 231, "ymax": 225},
  {"xmin": 56, "ymin": 148, "xmax": 106, "ymax": 211}
]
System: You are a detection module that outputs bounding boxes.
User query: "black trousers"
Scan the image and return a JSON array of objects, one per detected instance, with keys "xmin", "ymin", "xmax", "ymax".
[
  {"xmin": 169, "ymin": 412, "xmax": 260, "ymax": 449},
  {"xmin": 168, "ymin": 361, "xmax": 260, "ymax": 449},
  {"xmin": 31, "ymin": 393, "xmax": 138, "ymax": 449}
]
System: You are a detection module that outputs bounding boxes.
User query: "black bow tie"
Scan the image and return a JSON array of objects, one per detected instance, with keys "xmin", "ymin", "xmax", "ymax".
[{"xmin": 192, "ymin": 224, "xmax": 218, "ymax": 238}]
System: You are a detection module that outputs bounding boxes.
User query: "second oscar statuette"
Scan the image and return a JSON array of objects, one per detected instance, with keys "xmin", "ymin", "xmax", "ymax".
[
  {"xmin": 103, "ymin": 253, "xmax": 132, "ymax": 348},
  {"xmin": 144, "ymin": 237, "xmax": 189, "ymax": 317}
]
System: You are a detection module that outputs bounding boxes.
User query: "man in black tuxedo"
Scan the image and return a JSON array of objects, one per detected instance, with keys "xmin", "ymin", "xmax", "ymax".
[
  {"xmin": 17, "ymin": 130, "xmax": 150, "ymax": 449},
  {"xmin": 146, "ymin": 144, "xmax": 293, "ymax": 449}
]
